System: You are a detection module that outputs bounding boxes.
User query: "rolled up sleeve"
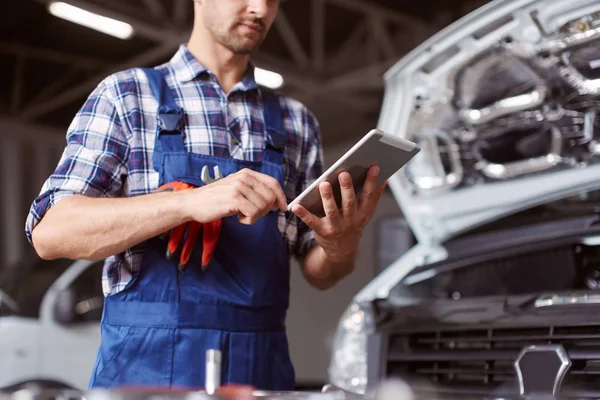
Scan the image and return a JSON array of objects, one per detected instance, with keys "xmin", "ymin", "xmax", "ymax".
[{"xmin": 25, "ymin": 78, "xmax": 130, "ymax": 244}]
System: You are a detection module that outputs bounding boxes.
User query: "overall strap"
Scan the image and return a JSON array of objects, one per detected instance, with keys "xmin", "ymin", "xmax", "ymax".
[
  {"xmin": 261, "ymin": 89, "xmax": 286, "ymax": 165},
  {"xmin": 141, "ymin": 68, "xmax": 186, "ymax": 163}
]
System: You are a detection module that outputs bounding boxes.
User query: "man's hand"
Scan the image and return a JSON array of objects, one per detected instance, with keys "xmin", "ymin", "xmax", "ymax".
[
  {"xmin": 292, "ymin": 165, "xmax": 386, "ymax": 289},
  {"xmin": 181, "ymin": 168, "xmax": 287, "ymax": 225},
  {"xmin": 31, "ymin": 169, "xmax": 287, "ymax": 262}
]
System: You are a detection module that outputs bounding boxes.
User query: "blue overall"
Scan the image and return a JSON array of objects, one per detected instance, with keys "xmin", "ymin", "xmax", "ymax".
[{"xmin": 88, "ymin": 68, "xmax": 295, "ymax": 390}]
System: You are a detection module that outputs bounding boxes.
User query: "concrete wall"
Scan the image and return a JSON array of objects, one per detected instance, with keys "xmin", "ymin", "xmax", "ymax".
[{"xmin": 286, "ymin": 137, "xmax": 404, "ymax": 385}]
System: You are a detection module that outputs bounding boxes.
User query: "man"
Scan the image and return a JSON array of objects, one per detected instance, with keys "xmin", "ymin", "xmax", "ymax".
[{"xmin": 26, "ymin": 0, "xmax": 386, "ymax": 391}]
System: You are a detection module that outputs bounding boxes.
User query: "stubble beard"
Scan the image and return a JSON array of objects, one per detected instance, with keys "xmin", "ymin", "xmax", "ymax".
[{"xmin": 206, "ymin": 18, "xmax": 267, "ymax": 55}]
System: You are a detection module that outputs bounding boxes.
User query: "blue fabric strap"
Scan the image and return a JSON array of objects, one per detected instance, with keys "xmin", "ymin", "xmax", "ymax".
[
  {"xmin": 142, "ymin": 68, "xmax": 186, "ymax": 157},
  {"xmin": 142, "ymin": 68, "xmax": 183, "ymax": 123},
  {"xmin": 142, "ymin": 68, "xmax": 285, "ymax": 166},
  {"xmin": 261, "ymin": 89, "xmax": 286, "ymax": 165}
]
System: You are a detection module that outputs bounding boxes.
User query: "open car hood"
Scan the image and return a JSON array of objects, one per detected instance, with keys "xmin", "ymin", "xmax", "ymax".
[{"xmin": 378, "ymin": 0, "xmax": 600, "ymax": 247}]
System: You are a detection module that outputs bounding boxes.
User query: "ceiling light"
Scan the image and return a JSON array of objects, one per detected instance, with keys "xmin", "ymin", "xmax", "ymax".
[
  {"xmin": 255, "ymin": 67, "xmax": 284, "ymax": 89},
  {"xmin": 48, "ymin": 1, "xmax": 134, "ymax": 40}
]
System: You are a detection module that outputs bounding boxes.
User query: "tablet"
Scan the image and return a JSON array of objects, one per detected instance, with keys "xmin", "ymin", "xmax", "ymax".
[{"xmin": 288, "ymin": 128, "xmax": 420, "ymax": 217}]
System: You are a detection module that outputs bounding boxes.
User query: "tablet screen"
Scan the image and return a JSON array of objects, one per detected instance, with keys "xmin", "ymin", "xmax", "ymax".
[{"xmin": 288, "ymin": 129, "xmax": 420, "ymax": 217}]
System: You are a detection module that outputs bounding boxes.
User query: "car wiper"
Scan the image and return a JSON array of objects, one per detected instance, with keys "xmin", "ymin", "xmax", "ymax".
[
  {"xmin": 533, "ymin": 292, "xmax": 600, "ymax": 308},
  {"xmin": 500, "ymin": 292, "xmax": 600, "ymax": 317},
  {"xmin": 502, "ymin": 295, "xmax": 540, "ymax": 316}
]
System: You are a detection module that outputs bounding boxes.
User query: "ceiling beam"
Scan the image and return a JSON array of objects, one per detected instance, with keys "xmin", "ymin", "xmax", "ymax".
[
  {"xmin": 173, "ymin": 0, "xmax": 188, "ymax": 26},
  {"xmin": 141, "ymin": 0, "xmax": 166, "ymax": 19},
  {"xmin": 26, "ymin": 69, "xmax": 81, "ymax": 108},
  {"xmin": 273, "ymin": 9, "xmax": 310, "ymax": 69},
  {"xmin": 318, "ymin": 110, "xmax": 377, "ymax": 146},
  {"xmin": 325, "ymin": 0, "xmax": 428, "ymax": 31},
  {"xmin": 0, "ymin": 118, "xmax": 65, "ymax": 146},
  {"xmin": 10, "ymin": 55, "xmax": 25, "ymax": 115},
  {"xmin": 250, "ymin": 52, "xmax": 320, "ymax": 90},
  {"xmin": 327, "ymin": 19, "xmax": 367, "ymax": 74},
  {"xmin": 34, "ymin": 0, "xmax": 181, "ymax": 44},
  {"xmin": 366, "ymin": 25, "xmax": 379, "ymax": 64},
  {"xmin": 0, "ymin": 42, "xmax": 108, "ymax": 70},
  {"xmin": 25, "ymin": 0, "xmax": 396, "ymax": 121},
  {"xmin": 311, "ymin": 0, "xmax": 326, "ymax": 72},
  {"xmin": 19, "ymin": 43, "xmax": 177, "ymax": 121},
  {"xmin": 369, "ymin": 15, "xmax": 396, "ymax": 60},
  {"xmin": 323, "ymin": 57, "xmax": 398, "ymax": 93},
  {"xmin": 30, "ymin": 1, "xmax": 325, "ymax": 108}
]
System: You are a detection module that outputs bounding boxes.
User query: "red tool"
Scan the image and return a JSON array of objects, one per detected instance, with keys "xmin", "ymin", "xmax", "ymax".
[{"xmin": 155, "ymin": 170, "xmax": 223, "ymax": 271}]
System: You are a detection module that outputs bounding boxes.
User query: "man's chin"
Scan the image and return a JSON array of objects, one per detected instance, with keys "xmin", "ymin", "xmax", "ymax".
[{"xmin": 227, "ymin": 40, "xmax": 262, "ymax": 55}]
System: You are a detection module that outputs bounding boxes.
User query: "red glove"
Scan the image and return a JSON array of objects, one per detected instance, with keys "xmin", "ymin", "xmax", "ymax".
[{"xmin": 155, "ymin": 181, "xmax": 222, "ymax": 271}]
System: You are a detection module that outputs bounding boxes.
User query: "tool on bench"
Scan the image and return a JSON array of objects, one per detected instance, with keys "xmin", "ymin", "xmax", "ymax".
[{"xmin": 205, "ymin": 349, "xmax": 222, "ymax": 395}]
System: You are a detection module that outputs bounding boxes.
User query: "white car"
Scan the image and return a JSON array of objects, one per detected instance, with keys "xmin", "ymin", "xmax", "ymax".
[
  {"xmin": 0, "ymin": 256, "xmax": 103, "ymax": 391},
  {"xmin": 328, "ymin": 0, "xmax": 600, "ymax": 398}
]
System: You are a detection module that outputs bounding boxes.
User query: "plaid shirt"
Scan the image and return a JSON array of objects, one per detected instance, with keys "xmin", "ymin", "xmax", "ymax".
[{"xmin": 25, "ymin": 45, "xmax": 324, "ymax": 296}]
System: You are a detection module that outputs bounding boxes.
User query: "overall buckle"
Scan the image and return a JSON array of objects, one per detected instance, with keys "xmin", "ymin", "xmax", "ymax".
[{"xmin": 157, "ymin": 106, "xmax": 184, "ymax": 133}]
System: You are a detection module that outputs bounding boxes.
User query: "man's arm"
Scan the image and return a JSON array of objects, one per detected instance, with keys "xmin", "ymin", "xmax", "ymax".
[
  {"xmin": 293, "ymin": 165, "xmax": 385, "ymax": 290},
  {"xmin": 26, "ymin": 75, "xmax": 134, "ymax": 260},
  {"xmin": 299, "ymin": 244, "xmax": 356, "ymax": 290},
  {"xmin": 32, "ymin": 168, "xmax": 288, "ymax": 261},
  {"xmin": 27, "ymin": 75, "xmax": 287, "ymax": 262},
  {"xmin": 286, "ymin": 104, "xmax": 368, "ymax": 290},
  {"xmin": 32, "ymin": 192, "xmax": 188, "ymax": 260}
]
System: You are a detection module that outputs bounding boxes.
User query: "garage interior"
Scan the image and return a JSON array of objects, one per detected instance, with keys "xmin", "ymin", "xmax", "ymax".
[
  {"xmin": 3, "ymin": 0, "xmax": 600, "ymax": 399},
  {"xmin": 0, "ymin": 0, "xmax": 487, "ymax": 388}
]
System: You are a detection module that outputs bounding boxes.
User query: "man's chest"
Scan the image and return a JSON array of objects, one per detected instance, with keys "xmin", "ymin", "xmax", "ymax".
[{"xmin": 123, "ymin": 99, "xmax": 303, "ymax": 200}]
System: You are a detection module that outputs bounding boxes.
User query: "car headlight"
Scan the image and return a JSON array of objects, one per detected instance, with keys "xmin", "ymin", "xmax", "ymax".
[{"xmin": 327, "ymin": 302, "xmax": 375, "ymax": 394}]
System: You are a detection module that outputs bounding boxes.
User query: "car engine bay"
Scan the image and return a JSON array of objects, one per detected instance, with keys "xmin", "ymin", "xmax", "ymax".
[{"xmin": 404, "ymin": 8, "xmax": 600, "ymax": 194}]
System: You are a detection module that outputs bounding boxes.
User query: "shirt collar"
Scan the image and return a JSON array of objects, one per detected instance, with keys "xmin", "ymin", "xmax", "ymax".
[
  {"xmin": 239, "ymin": 62, "xmax": 259, "ymax": 92},
  {"xmin": 170, "ymin": 44, "xmax": 259, "ymax": 92},
  {"xmin": 170, "ymin": 44, "xmax": 208, "ymax": 83}
]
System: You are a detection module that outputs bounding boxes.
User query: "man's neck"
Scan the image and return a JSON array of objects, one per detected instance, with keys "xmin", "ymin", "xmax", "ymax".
[{"xmin": 187, "ymin": 34, "xmax": 250, "ymax": 94}]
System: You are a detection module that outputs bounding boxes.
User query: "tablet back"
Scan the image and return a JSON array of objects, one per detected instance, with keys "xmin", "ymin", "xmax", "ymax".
[{"xmin": 293, "ymin": 129, "xmax": 420, "ymax": 218}]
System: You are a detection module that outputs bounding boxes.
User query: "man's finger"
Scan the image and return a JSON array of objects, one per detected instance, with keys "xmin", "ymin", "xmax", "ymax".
[
  {"xmin": 373, "ymin": 181, "xmax": 388, "ymax": 207},
  {"xmin": 233, "ymin": 182, "xmax": 263, "ymax": 224},
  {"xmin": 235, "ymin": 176, "xmax": 270, "ymax": 211},
  {"xmin": 376, "ymin": 180, "xmax": 388, "ymax": 197},
  {"xmin": 262, "ymin": 176, "xmax": 287, "ymax": 211},
  {"xmin": 240, "ymin": 169, "xmax": 287, "ymax": 211},
  {"xmin": 245, "ymin": 174, "xmax": 281, "ymax": 211},
  {"xmin": 358, "ymin": 165, "xmax": 380, "ymax": 210},
  {"xmin": 358, "ymin": 180, "xmax": 388, "ymax": 226},
  {"xmin": 292, "ymin": 204, "xmax": 322, "ymax": 232},
  {"xmin": 320, "ymin": 181, "xmax": 340, "ymax": 222},
  {"xmin": 237, "ymin": 200, "xmax": 261, "ymax": 224},
  {"xmin": 338, "ymin": 171, "xmax": 357, "ymax": 217}
]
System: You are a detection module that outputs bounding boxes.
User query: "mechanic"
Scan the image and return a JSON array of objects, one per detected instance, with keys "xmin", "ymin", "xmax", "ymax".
[{"xmin": 25, "ymin": 0, "xmax": 386, "ymax": 391}]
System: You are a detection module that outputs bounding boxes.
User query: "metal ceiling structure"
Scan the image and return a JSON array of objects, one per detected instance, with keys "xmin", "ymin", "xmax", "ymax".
[
  {"xmin": 0, "ymin": 0, "xmax": 489, "ymax": 266},
  {"xmin": 2, "ymin": 0, "xmax": 489, "ymax": 145}
]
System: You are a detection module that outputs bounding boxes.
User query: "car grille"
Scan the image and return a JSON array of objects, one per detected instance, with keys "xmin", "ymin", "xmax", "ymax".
[{"xmin": 386, "ymin": 324, "xmax": 600, "ymax": 399}]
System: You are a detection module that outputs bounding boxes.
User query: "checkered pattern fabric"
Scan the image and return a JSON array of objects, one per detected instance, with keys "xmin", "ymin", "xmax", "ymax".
[{"xmin": 25, "ymin": 45, "xmax": 324, "ymax": 296}]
